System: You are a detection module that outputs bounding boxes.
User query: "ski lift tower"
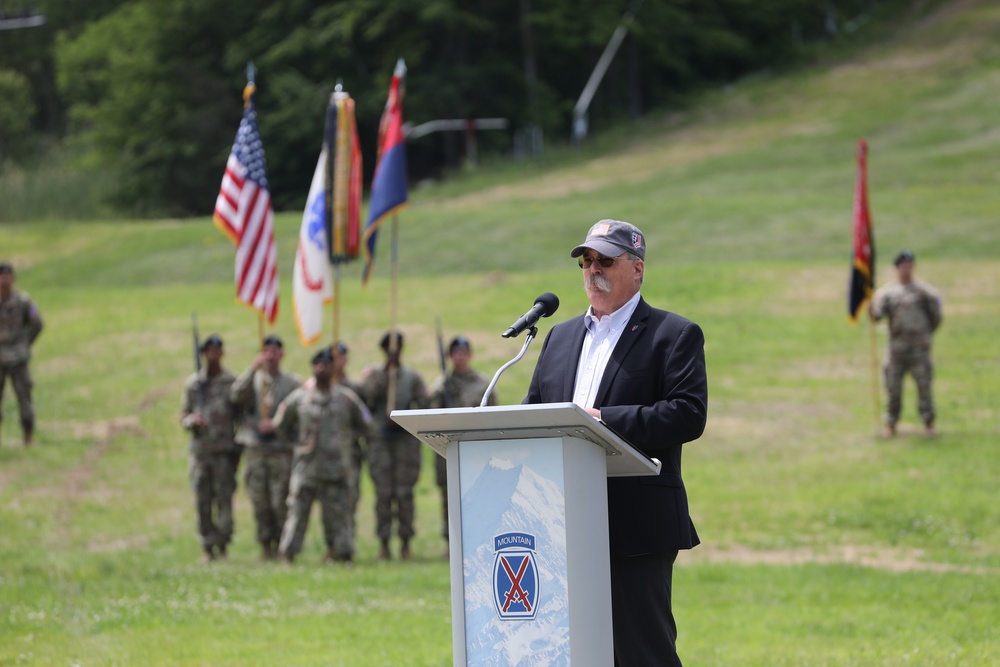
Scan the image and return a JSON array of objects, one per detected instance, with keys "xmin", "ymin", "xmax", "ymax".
[{"xmin": 571, "ymin": 0, "xmax": 643, "ymax": 144}]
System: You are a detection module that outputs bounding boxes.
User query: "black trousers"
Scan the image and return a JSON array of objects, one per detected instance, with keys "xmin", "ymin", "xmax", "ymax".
[{"xmin": 611, "ymin": 550, "xmax": 682, "ymax": 667}]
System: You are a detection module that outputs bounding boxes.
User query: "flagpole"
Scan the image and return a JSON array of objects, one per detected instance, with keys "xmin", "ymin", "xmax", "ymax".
[
  {"xmin": 325, "ymin": 91, "xmax": 336, "ymax": 349},
  {"xmin": 332, "ymin": 263, "xmax": 342, "ymax": 348},
  {"xmin": 848, "ymin": 138, "xmax": 879, "ymax": 436},
  {"xmin": 386, "ymin": 215, "xmax": 400, "ymax": 417},
  {"xmin": 868, "ymin": 312, "xmax": 882, "ymax": 433},
  {"xmin": 363, "ymin": 59, "xmax": 407, "ymax": 417},
  {"xmin": 391, "ymin": 215, "xmax": 399, "ymax": 336}
]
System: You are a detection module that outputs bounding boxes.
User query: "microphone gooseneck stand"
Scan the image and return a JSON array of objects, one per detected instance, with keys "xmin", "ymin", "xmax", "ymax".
[{"xmin": 480, "ymin": 325, "xmax": 537, "ymax": 407}]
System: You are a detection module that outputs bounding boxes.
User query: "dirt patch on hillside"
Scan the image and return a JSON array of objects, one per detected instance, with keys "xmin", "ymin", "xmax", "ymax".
[
  {"xmin": 429, "ymin": 118, "xmax": 829, "ymax": 209},
  {"xmin": 0, "ymin": 468, "xmax": 16, "ymax": 494},
  {"xmin": 65, "ymin": 415, "xmax": 145, "ymax": 442},
  {"xmin": 687, "ymin": 543, "xmax": 998, "ymax": 575},
  {"xmin": 86, "ymin": 533, "xmax": 151, "ymax": 553},
  {"xmin": 43, "ymin": 416, "xmax": 146, "ymax": 549}
]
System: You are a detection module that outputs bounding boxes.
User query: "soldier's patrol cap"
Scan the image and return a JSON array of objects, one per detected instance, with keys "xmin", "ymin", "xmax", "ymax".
[
  {"xmin": 311, "ymin": 346, "xmax": 335, "ymax": 364},
  {"xmin": 570, "ymin": 219, "xmax": 646, "ymax": 261},
  {"xmin": 200, "ymin": 334, "xmax": 224, "ymax": 351},
  {"xmin": 449, "ymin": 336, "xmax": 472, "ymax": 354},
  {"xmin": 894, "ymin": 250, "xmax": 915, "ymax": 265},
  {"xmin": 0, "ymin": 261, "xmax": 13, "ymax": 274},
  {"xmin": 262, "ymin": 334, "xmax": 283, "ymax": 348},
  {"xmin": 380, "ymin": 331, "xmax": 404, "ymax": 351}
]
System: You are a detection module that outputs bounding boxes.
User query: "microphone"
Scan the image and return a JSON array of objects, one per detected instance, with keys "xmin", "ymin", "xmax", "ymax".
[{"xmin": 501, "ymin": 293, "xmax": 560, "ymax": 338}]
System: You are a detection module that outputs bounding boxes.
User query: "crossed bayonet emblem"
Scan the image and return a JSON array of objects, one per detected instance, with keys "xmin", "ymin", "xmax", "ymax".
[{"xmin": 498, "ymin": 554, "xmax": 533, "ymax": 613}]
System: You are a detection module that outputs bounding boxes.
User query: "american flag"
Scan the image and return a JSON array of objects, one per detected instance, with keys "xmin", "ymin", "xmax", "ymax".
[{"xmin": 213, "ymin": 83, "xmax": 279, "ymax": 324}]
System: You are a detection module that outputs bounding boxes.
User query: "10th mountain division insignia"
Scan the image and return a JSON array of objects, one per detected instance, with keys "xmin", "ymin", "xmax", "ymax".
[{"xmin": 492, "ymin": 532, "xmax": 539, "ymax": 620}]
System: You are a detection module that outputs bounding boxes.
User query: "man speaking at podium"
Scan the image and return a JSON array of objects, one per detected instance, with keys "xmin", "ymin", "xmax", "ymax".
[{"xmin": 524, "ymin": 219, "xmax": 708, "ymax": 667}]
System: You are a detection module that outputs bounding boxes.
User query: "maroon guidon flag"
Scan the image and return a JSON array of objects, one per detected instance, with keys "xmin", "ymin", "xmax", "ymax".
[{"xmin": 848, "ymin": 139, "xmax": 875, "ymax": 323}]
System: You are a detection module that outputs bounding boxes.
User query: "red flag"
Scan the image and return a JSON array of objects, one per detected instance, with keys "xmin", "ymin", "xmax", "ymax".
[
  {"xmin": 213, "ymin": 82, "xmax": 279, "ymax": 324},
  {"xmin": 848, "ymin": 139, "xmax": 875, "ymax": 323},
  {"xmin": 363, "ymin": 59, "xmax": 409, "ymax": 284}
]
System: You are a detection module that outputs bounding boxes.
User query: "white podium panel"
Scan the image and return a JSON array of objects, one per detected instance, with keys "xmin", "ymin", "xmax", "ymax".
[{"xmin": 458, "ymin": 438, "xmax": 569, "ymax": 662}]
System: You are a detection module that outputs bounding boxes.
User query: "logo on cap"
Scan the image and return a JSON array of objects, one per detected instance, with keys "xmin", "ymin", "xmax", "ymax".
[{"xmin": 631, "ymin": 232, "xmax": 642, "ymax": 249}]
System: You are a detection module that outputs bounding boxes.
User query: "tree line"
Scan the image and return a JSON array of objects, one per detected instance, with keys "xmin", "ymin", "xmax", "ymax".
[{"xmin": 1, "ymin": 0, "xmax": 911, "ymax": 217}]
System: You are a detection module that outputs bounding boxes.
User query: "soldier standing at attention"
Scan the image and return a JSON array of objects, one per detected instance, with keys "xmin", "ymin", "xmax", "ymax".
[
  {"xmin": 330, "ymin": 341, "xmax": 367, "ymax": 541},
  {"xmin": 360, "ymin": 331, "xmax": 429, "ymax": 561},
  {"xmin": 231, "ymin": 335, "xmax": 301, "ymax": 561},
  {"xmin": 870, "ymin": 250, "xmax": 943, "ymax": 437},
  {"xmin": 0, "ymin": 261, "xmax": 44, "ymax": 447},
  {"xmin": 270, "ymin": 346, "xmax": 373, "ymax": 565},
  {"xmin": 180, "ymin": 334, "xmax": 239, "ymax": 562},
  {"xmin": 428, "ymin": 336, "xmax": 495, "ymax": 557}
]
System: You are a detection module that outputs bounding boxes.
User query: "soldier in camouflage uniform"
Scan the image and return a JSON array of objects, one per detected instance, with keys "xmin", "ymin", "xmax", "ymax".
[
  {"xmin": 230, "ymin": 335, "xmax": 301, "ymax": 561},
  {"xmin": 428, "ymin": 336, "xmax": 496, "ymax": 556},
  {"xmin": 330, "ymin": 341, "xmax": 366, "ymax": 539},
  {"xmin": 360, "ymin": 331, "xmax": 429, "ymax": 560},
  {"xmin": 870, "ymin": 251, "xmax": 943, "ymax": 437},
  {"xmin": 0, "ymin": 261, "xmax": 44, "ymax": 447},
  {"xmin": 271, "ymin": 346, "xmax": 373, "ymax": 565},
  {"xmin": 180, "ymin": 334, "xmax": 239, "ymax": 561}
]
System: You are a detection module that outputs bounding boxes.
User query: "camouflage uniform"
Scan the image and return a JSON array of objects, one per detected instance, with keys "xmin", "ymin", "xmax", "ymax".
[
  {"xmin": 360, "ymin": 365, "xmax": 429, "ymax": 543},
  {"xmin": 428, "ymin": 368, "xmax": 495, "ymax": 539},
  {"xmin": 0, "ymin": 288, "xmax": 43, "ymax": 439},
  {"xmin": 180, "ymin": 367, "xmax": 239, "ymax": 552},
  {"xmin": 273, "ymin": 383, "xmax": 373, "ymax": 560},
  {"xmin": 337, "ymin": 376, "xmax": 367, "ymax": 529},
  {"xmin": 231, "ymin": 366, "xmax": 301, "ymax": 551},
  {"xmin": 871, "ymin": 279, "xmax": 943, "ymax": 428}
]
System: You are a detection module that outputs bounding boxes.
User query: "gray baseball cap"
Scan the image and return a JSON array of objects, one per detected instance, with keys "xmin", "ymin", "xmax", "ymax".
[{"xmin": 570, "ymin": 219, "xmax": 646, "ymax": 261}]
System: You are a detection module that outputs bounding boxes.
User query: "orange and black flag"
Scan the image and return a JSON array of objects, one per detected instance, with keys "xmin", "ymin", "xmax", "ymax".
[{"xmin": 848, "ymin": 139, "xmax": 875, "ymax": 323}]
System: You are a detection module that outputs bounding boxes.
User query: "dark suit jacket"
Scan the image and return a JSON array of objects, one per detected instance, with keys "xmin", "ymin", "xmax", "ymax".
[{"xmin": 524, "ymin": 296, "xmax": 708, "ymax": 557}]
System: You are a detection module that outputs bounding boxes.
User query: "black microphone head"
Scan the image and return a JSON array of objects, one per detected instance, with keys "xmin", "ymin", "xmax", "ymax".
[{"xmin": 535, "ymin": 292, "xmax": 560, "ymax": 318}]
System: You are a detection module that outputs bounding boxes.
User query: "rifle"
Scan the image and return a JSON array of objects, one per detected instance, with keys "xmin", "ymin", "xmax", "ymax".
[
  {"xmin": 436, "ymin": 318, "xmax": 452, "ymax": 409},
  {"xmin": 191, "ymin": 313, "xmax": 206, "ymax": 414}
]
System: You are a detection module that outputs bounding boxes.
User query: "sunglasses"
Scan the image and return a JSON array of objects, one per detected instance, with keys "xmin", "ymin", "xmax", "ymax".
[{"xmin": 578, "ymin": 254, "xmax": 625, "ymax": 269}]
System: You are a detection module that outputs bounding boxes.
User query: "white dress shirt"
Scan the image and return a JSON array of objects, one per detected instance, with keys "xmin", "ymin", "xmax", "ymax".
[{"xmin": 573, "ymin": 291, "xmax": 642, "ymax": 409}]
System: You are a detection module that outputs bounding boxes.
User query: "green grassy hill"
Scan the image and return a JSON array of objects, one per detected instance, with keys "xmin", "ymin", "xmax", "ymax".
[{"xmin": 2, "ymin": 1, "xmax": 999, "ymax": 664}]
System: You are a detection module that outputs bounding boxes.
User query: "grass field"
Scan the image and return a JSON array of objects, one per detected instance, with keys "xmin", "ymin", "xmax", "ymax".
[{"xmin": 2, "ymin": 1, "xmax": 1000, "ymax": 665}]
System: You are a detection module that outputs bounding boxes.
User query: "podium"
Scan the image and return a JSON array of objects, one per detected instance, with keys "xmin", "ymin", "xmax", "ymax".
[{"xmin": 391, "ymin": 402, "xmax": 661, "ymax": 667}]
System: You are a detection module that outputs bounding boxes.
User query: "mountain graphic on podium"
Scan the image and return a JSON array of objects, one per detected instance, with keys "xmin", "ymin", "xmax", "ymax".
[{"xmin": 461, "ymin": 456, "xmax": 571, "ymax": 666}]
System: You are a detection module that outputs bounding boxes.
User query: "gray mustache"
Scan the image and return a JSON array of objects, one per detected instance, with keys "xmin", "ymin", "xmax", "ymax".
[{"xmin": 585, "ymin": 275, "xmax": 612, "ymax": 293}]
